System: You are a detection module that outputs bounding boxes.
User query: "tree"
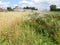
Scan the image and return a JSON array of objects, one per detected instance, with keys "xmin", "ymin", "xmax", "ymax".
[
  {"xmin": 50, "ymin": 5, "xmax": 56, "ymax": 11},
  {"xmin": 7, "ymin": 7, "xmax": 13, "ymax": 11},
  {"xmin": 23, "ymin": 6, "xmax": 38, "ymax": 10}
]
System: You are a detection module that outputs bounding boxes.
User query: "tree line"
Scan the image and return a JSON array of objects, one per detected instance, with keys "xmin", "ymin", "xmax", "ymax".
[
  {"xmin": 23, "ymin": 6, "xmax": 38, "ymax": 10},
  {"xmin": 50, "ymin": 5, "xmax": 60, "ymax": 11},
  {"xmin": 7, "ymin": 5, "xmax": 60, "ymax": 11},
  {"xmin": 7, "ymin": 6, "xmax": 38, "ymax": 11}
]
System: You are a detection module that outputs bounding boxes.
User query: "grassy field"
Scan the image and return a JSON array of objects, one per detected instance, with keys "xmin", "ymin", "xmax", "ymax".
[
  {"xmin": 0, "ymin": 11, "xmax": 60, "ymax": 45},
  {"xmin": 0, "ymin": 12, "xmax": 32, "ymax": 45},
  {"xmin": 0, "ymin": 12, "xmax": 30, "ymax": 30}
]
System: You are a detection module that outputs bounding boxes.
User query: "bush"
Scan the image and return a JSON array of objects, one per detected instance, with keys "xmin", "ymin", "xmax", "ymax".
[
  {"xmin": 7, "ymin": 7, "xmax": 13, "ymax": 11},
  {"xmin": 20, "ymin": 13, "xmax": 60, "ymax": 45}
]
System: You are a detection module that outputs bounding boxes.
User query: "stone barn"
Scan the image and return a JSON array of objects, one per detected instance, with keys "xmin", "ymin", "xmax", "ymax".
[
  {"xmin": 13, "ymin": 6, "xmax": 24, "ymax": 12},
  {"xmin": 0, "ymin": 8, "xmax": 7, "ymax": 12},
  {"xmin": 0, "ymin": 8, "xmax": 3, "ymax": 12}
]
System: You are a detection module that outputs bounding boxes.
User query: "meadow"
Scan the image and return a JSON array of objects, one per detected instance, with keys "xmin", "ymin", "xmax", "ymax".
[{"xmin": 0, "ymin": 11, "xmax": 60, "ymax": 45}]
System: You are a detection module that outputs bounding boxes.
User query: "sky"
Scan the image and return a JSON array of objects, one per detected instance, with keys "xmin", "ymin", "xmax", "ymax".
[{"xmin": 0, "ymin": 0, "xmax": 60, "ymax": 10}]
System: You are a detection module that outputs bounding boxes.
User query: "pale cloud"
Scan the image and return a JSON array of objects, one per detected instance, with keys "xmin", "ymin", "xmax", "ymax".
[
  {"xmin": 19, "ymin": 0, "xmax": 35, "ymax": 8},
  {"xmin": 32, "ymin": 0, "xmax": 49, "ymax": 3},
  {"xmin": 19, "ymin": 0, "xmax": 34, "ymax": 6},
  {"xmin": 12, "ymin": 4, "xmax": 18, "ymax": 8},
  {"xmin": 32, "ymin": 0, "xmax": 40, "ymax": 3},
  {"xmin": 49, "ymin": 0, "xmax": 60, "ymax": 6},
  {"xmin": 0, "ymin": 1, "xmax": 10, "ymax": 4},
  {"xmin": 13, "ymin": 4, "xmax": 18, "ymax": 7},
  {"xmin": 0, "ymin": 1, "xmax": 10, "ymax": 8}
]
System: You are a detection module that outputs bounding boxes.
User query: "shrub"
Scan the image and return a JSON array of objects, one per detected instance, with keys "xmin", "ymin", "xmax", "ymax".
[
  {"xmin": 7, "ymin": 7, "xmax": 13, "ymax": 11},
  {"xmin": 20, "ymin": 13, "xmax": 60, "ymax": 45}
]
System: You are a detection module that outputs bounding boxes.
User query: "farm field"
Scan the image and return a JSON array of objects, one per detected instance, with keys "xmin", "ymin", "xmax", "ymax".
[{"xmin": 0, "ymin": 11, "xmax": 60, "ymax": 45}]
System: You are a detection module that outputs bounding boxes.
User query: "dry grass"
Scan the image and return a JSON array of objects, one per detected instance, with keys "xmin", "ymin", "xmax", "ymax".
[
  {"xmin": 0, "ymin": 12, "xmax": 59, "ymax": 45},
  {"xmin": 0, "ymin": 12, "xmax": 38, "ymax": 45},
  {"xmin": 0, "ymin": 12, "xmax": 30, "ymax": 30},
  {"xmin": 0, "ymin": 12, "xmax": 30, "ymax": 40}
]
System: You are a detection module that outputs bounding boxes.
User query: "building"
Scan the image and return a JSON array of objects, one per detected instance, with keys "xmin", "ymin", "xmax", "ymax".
[
  {"xmin": 0, "ymin": 8, "xmax": 3, "ymax": 12},
  {"xmin": 13, "ymin": 6, "xmax": 24, "ymax": 12},
  {"xmin": 24, "ymin": 9, "xmax": 33, "ymax": 12}
]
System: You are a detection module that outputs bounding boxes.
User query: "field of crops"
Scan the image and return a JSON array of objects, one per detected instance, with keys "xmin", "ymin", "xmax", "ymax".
[{"xmin": 0, "ymin": 11, "xmax": 60, "ymax": 45}]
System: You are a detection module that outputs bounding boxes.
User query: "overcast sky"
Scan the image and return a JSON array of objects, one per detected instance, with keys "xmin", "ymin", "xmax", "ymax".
[{"xmin": 0, "ymin": 0, "xmax": 60, "ymax": 10}]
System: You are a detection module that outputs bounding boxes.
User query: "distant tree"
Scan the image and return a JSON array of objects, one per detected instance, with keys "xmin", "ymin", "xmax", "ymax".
[
  {"xmin": 24, "ymin": 6, "xmax": 29, "ymax": 9},
  {"xmin": 7, "ymin": 7, "xmax": 13, "ymax": 11},
  {"xmin": 31, "ymin": 7, "xmax": 35, "ymax": 10},
  {"xmin": 23, "ymin": 6, "xmax": 38, "ymax": 10},
  {"xmin": 50, "ymin": 5, "xmax": 56, "ymax": 11}
]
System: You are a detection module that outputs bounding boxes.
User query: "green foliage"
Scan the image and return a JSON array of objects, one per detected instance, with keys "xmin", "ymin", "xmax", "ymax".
[
  {"xmin": 21, "ymin": 12, "xmax": 60, "ymax": 45},
  {"xmin": 50, "ymin": 5, "xmax": 56, "ymax": 11},
  {"xmin": 50, "ymin": 5, "xmax": 60, "ymax": 11},
  {"xmin": 7, "ymin": 7, "xmax": 13, "ymax": 11},
  {"xmin": 24, "ymin": 6, "xmax": 38, "ymax": 10}
]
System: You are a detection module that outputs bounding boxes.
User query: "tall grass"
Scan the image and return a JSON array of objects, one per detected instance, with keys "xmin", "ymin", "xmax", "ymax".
[
  {"xmin": 20, "ymin": 13, "xmax": 60, "ymax": 45},
  {"xmin": 0, "ymin": 12, "xmax": 60, "ymax": 45}
]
